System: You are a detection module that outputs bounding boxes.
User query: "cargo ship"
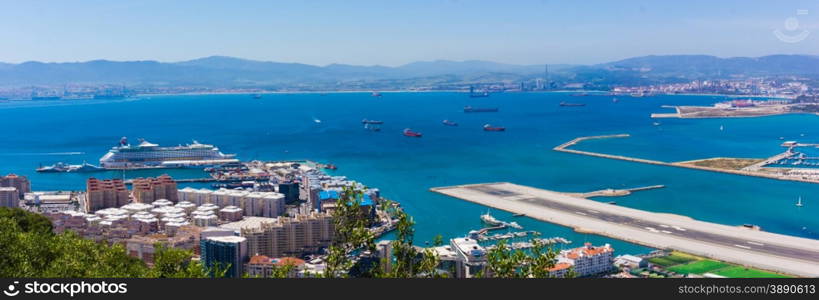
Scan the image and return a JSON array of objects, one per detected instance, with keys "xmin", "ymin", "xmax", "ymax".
[
  {"xmin": 99, "ymin": 137, "xmax": 237, "ymax": 169},
  {"xmin": 559, "ymin": 101, "xmax": 586, "ymax": 107},
  {"xmin": 483, "ymin": 124, "xmax": 506, "ymax": 131},
  {"xmin": 402, "ymin": 128, "xmax": 422, "ymax": 137},
  {"xmin": 464, "ymin": 106, "xmax": 499, "ymax": 113},
  {"xmin": 442, "ymin": 120, "xmax": 458, "ymax": 126}
]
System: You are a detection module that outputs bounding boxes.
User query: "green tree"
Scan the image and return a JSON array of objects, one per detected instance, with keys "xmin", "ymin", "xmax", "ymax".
[
  {"xmin": 0, "ymin": 207, "xmax": 52, "ymax": 235},
  {"xmin": 485, "ymin": 238, "xmax": 564, "ymax": 278},
  {"xmin": 324, "ymin": 186, "xmax": 376, "ymax": 278}
]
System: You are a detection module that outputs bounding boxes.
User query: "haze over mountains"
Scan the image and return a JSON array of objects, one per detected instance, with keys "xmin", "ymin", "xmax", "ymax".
[{"xmin": 1, "ymin": 54, "xmax": 818, "ymax": 88}]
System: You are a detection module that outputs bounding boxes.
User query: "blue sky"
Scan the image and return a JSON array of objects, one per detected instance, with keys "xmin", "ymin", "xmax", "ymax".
[{"xmin": 1, "ymin": 0, "xmax": 818, "ymax": 66}]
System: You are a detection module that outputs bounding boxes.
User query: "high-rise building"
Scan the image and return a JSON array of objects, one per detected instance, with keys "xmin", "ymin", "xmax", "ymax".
[
  {"xmin": 0, "ymin": 174, "xmax": 30, "ymax": 198},
  {"xmin": 85, "ymin": 178, "xmax": 129, "ymax": 212},
  {"xmin": 221, "ymin": 212, "xmax": 334, "ymax": 258},
  {"xmin": 277, "ymin": 182, "xmax": 299, "ymax": 204},
  {"xmin": 132, "ymin": 175, "xmax": 178, "ymax": 204},
  {"xmin": 0, "ymin": 187, "xmax": 18, "ymax": 208},
  {"xmin": 200, "ymin": 235, "xmax": 248, "ymax": 278}
]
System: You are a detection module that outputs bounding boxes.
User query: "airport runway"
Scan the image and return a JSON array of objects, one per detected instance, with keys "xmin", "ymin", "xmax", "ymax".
[{"xmin": 432, "ymin": 182, "xmax": 819, "ymax": 277}]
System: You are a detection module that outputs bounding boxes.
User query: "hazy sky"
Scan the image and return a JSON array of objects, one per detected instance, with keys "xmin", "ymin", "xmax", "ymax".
[{"xmin": 1, "ymin": 0, "xmax": 818, "ymax": 66}]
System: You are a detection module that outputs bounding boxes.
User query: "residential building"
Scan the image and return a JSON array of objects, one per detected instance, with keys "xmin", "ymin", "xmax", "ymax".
[
  {"xmin": 245, "ymin": 255, "xmax": 306, "ymax": 278},
  {"xmin": 85, "ymin": 178, "xmax": 129, "ymax": 212},
  {"xmin": 201, "ymin": 235, "xmax": 248, "ymax": 278},
  {"xmin": 450, "ymin": 237, "xmax": 487, "ymax": 278},
  {"xmin": 221, "ymin": 212, "xmax": 333, "ymax": 258},
  {"xmin": 131, "ymin": 175, "xmax": 178, "ymax": 204},
  {"xmin": 548, "ymin": 243, "xmax": 615, "ymax": 277},
  {"xmin": 0, "ymin": 187, "xmax": 18, "ymax": 208},
  {"xmin": 0, "ymin": 174, "xmax": 30, "ymax": 198}
]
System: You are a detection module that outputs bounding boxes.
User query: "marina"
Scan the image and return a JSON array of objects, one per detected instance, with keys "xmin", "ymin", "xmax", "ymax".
[{"xmin": 431, "ymin": 182, "xmax": 819, "ymax": 277}]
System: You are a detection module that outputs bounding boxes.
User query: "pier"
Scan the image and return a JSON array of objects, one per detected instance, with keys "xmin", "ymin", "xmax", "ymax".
[
  {"xmin": 553, "ymin": 134, "xmax": 819, "ymax": 185},
  {"xmin": 567, "ymin": 185, "xmax": 665, "ymax": 198},
  {"xmin": 431, "ymin": 182, "xmax": 819, "ymax": 277}
]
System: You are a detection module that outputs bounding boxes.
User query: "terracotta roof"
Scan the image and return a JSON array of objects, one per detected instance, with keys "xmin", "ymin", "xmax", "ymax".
[
  {"xmin": 548, "ymin": 262, "xmax": 573, "ymax": 272},
  {"xmin": 274, "ymin": 257, "xmax": 306, "ymax": 266},
  {"xmin": 249, "ymin": 255, "xmax": 273, "ymax": 265}
]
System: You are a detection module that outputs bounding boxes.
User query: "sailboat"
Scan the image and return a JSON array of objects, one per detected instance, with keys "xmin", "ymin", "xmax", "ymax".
[{"xmin": 796, "ymin": 196, "xmax": 804, "ymax": 207}]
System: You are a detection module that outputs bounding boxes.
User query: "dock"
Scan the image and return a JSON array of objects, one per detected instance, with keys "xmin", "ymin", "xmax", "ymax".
[
  {"xmin": 553, "ymin": 134, "xmax": 819, "ymax": 185},
  {"xmin": 567, "ymin": 185, "xmax": 665, "ymax": 198},
  {"xmin": 431, "ymin": 182, "xmax": 819, "ymax": 277}
]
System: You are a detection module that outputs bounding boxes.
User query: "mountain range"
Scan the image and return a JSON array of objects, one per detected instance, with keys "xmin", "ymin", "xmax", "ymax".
[{"xmin": 1, "ymin": 54, "xmax": 818, "ymax": 88}]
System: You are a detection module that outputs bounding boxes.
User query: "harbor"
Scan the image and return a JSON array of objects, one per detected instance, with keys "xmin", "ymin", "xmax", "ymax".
[
  {"xmin": 554, "ymin": 134, "xmax": 819, "ymax": 185},
  {"xmin": 431, "ymin": 182, "xmax": 819, "ymax": 277}
]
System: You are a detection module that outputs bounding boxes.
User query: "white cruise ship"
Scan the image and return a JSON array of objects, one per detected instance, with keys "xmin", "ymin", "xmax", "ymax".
[{"xmin": 99, "ymin": 137, "xmax": 237, "ymax": 169}]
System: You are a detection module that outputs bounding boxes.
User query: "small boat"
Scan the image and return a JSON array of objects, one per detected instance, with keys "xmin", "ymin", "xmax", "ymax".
[
  {"xmin": 371, "ymin": 92, "xmax": 382, "ymax": 97},
  {"xmin": 653, "ymin": 122, "xmax": 661, "ymax": 126},
  {"xmin": 442, "ymin": 120, "xmax": 458, "ymax": 126},
  {"xmin": 36, "ymin": 161, "xmax": 104, "ymax": 173},
  {"xmin": 73, "ymin": 162, "xmax": 105, "ymax": 172},
  {"xmin": 464, "ymin": 106, "xmax": 499, "ymax": 113},
  {"xmin": 630, "ymin": 92, "xmax": 645, "ymax": 97},
  {"xmin": 36, "ymin": 162, "xmax": 71, "ymax": 173},
  {"xmin": 779, "ymin": 137, "xmax": 785, "ymax": 140},
  {"xmin": 364, "ymin": 123, "xmax": 381, "ymax": 131},
  {"xmin": 559, "ymin": 101, "xmax": 585, "ymax": 107},
  {"xmin": 571, "ymin": 92, "xmax": 589, "ymax": 97},
  {"xmin": 403, "ymin": 128, "xmax": 422, "ymax": 137},
  {"xmin": 512, "ymin": 213, "xmax": 525, "ymax": 217},
  {"xmin": 480, "ymin": 211, "xmax": 502, "ymax": 226},
  {"xmin": 313, "ymin": 118, "xmax": 322, "ymax": 124},
  {"xmin": 483, "ymin": 124, "xmax": 506, "ymax": 131},
  {"xmin": 324, "ymin": 164, "xmax": 338, "ymax": 170},
  {"xmin": 796, "ymin": 196, "xmax": 804, "ymax": 207},
  {"xmin": 253, "ymin": 94, "xmax": 262, "ymax": 99},
  {"xmin": 612, "ymin": 98, "xmax": 619, "ymax": 103},
  {"xmin": 720, "ymin": 125, "xmax": 725, "ymax": 131},
  {"xmin": 361, "ymin": 119, "xmax": 384, "ymax": 125}
]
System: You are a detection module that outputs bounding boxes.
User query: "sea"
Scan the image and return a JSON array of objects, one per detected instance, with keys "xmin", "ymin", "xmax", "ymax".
[{"xmin": 2, "ymin": 92, "xmax": 818, "ymax": 255}]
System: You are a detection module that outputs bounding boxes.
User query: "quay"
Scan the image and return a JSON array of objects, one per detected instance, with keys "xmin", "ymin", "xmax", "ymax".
[
  {"xmin": 553, "ymin": 134, "xmax": 819, "ymax": 185},
  {"xmin": 431, "ymin": 182, "xmax": 819, "ymax": 277},
  {"xmin": 567, "ymin": 185, "xmax": 665, "ymax": 198}
]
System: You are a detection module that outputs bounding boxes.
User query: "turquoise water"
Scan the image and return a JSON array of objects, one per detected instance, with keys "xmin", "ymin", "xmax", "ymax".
[{"xmin": 2, "ymin": 92, "xmax": 818, "ymax": 255}]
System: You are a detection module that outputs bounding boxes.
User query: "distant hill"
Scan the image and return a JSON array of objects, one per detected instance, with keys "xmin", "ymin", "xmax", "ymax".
[
  {"xmin": 0, "ymin": 54, "xmax": 817, "ymax": 88},
  {"xmin": 596, "ymin": 54, "xmax": 819, "ymax": 78}
]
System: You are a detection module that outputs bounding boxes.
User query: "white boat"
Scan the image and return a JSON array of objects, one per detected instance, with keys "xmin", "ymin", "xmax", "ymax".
[
  {"xmin": 480, "ymin": 211, "xmax": 502, "ymax": 226},
  {"xmin": 796, "ymin": 196, "xmax": 804, "ymax": 207}
]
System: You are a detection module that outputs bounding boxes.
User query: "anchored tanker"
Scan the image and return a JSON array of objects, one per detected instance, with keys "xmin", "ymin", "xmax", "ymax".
[{"xmin": 99, "ymin": 137, "xmax": 238, "ymax": 169}]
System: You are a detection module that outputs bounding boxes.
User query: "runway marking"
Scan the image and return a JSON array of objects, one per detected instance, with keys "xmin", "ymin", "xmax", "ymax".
[
  {"xmin": 574, "ymin": 211, "xmax": 587, "ymax": 216},
  {"xmin": 734, "ymin": 244, "xmax": 752, "ymax": 250},
  {"xmin": 672, "ymin": 226, "xmax": 687, "ymax": 231},
  {"xmin": 661, "ymin": 230, "xmax": 673, "ymax": 234},
  {"xmin": 586, "ymin": 209, "xmax": 599, "ymax": 214},
  {"xmin": 747, "ymin": 241, "xmax": 765, "ymax": 246},
  {"xmin": 659, "ymin": 224, "xmax": 670, "ymax": 228}
]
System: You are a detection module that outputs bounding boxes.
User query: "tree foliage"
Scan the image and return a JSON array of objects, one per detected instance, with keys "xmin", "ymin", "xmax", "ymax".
[{"xmin": 0, "ymin": 207, "xmax": 220, "ymax": 278}]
